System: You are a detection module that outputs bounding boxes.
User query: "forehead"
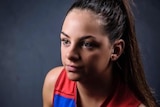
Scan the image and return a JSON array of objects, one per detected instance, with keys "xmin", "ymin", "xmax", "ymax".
[
  {"xmin": 62, "ymin": 9, "xmax": 105, "ymax": 37},
  {"xmin": 67, "ymin": 9, "xmax": 99, "ymax": 21}
]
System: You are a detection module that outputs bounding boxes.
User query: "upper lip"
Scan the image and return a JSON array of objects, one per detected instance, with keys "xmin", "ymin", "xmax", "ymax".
[{"xmin": 66, "ymin": 64, "xmax": 82, "ymax": 68}]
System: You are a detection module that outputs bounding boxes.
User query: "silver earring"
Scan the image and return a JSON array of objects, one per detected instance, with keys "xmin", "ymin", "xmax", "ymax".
[{"xmin": 112, "ymin": 49, "xmax": 114, "ymax": 54}]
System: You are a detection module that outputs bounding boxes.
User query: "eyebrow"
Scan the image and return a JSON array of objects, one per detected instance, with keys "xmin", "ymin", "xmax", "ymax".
[
  {"xmin": 61, "ymin": 31, "xmax": 96, "ymax": 40},
  {"xmin": 61, "ymin": 31, "xmax": 69, "ymax": 38}
]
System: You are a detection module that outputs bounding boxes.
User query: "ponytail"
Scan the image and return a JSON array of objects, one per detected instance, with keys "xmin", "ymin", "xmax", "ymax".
[{"xmin": 121, "ymin": 0, "xmax": 158, "ymax": 106}]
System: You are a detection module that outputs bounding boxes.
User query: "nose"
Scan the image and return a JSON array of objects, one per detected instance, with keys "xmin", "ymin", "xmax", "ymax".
[{"xmin": 66, "ymin": 45, "xmax": 80, "ymax": 62}]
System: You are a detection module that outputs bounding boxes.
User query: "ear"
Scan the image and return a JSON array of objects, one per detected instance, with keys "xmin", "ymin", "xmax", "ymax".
[{"xmin": 111, "ymin": 39, "xmax": 125, "ymax": 61}]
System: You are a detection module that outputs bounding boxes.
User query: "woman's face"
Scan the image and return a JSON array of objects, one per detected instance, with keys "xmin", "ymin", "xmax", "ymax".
[{"xmin": 61, "ymin": 9, "xmax": 113, "ymax": 81}]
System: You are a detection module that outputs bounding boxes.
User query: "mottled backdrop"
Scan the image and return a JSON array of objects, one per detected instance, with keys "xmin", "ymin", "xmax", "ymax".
[{"xmin": 0, "ymin": 0, "xmax": 159, "ymax": 107}]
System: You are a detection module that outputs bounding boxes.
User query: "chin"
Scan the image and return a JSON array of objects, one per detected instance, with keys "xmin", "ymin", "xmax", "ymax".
[{"xmin": 66, "ymin": 71, "xmax": 82, "ymax": 81}]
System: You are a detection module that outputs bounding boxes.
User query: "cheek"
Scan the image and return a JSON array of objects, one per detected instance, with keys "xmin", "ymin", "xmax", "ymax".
[
  {"xmin": 61, "ymin": 47, "xmax": 65, "ymax": 64},
  {"xmin": 83, "ymin": 51, "xmax": 111, "ymax": 71}
]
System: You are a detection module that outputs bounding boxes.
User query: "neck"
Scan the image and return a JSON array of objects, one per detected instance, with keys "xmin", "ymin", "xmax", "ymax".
[{"xmin": 76, "ymin": 72, "xmax": 113, "ymax": 107}]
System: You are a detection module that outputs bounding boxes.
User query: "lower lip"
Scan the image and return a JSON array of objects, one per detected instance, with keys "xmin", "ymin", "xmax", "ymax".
[{"xmin": 66, "ymin": 66, "xmax": 80, "ymax": 72}]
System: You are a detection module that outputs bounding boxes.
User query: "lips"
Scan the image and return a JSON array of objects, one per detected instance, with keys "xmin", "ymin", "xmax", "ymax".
[{"xmin": 65, "ymin": 65, "xmax": 82, "ymax": 72}]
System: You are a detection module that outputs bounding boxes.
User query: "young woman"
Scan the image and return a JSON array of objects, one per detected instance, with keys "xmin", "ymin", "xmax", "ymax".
[{"xmin": 43, "ymin": 0, "xmax": 158, "ymax": 107}]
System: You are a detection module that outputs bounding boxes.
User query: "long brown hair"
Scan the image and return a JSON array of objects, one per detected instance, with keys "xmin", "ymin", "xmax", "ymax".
[{"xmin": 67, "ymin": 0, "xmax": 158, "ymax": 106}]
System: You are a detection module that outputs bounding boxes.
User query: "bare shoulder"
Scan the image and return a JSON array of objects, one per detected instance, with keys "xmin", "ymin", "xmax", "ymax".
[
  {"xmin": 42, "ymin": 66, "xmax": 64, "ymax": 107},
  {"xmin": 138, "ymin": 103, "xmax": 146, "ymax": 107},
  {"xmin": 44, "ymin": 66, "xmax": 64, "ymax": 85}
]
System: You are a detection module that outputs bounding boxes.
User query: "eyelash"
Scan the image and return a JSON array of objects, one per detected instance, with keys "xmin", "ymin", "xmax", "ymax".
[
  {"xmin": 61, "ymin": 38, "xmax": 97, "ymax": 49},
  {"xmin": 61, "ymin": 38, "xmax": 71, "ymax": 47},
  {"xmin": 81, "ymin": 41, "xmax": 96, "ymax": 49}
]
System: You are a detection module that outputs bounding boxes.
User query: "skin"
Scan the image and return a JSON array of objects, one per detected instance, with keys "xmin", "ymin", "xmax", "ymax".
[
  {"xmin": 61, "ymin": 9, "xmax": 114, "ymax": 82},
  {"xmin": 42, "ymin": 9, "xmax": 145, "ymax": 107}
]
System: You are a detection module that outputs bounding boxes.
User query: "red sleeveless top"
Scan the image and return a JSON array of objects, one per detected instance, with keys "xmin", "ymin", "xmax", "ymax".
[{"xmin": 53, "ymin": 68, "xmax": 141, "ymax": 107}]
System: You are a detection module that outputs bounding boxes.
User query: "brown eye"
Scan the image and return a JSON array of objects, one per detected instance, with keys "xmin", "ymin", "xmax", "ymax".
[
  {"xmin": 61, "ymin": 39, "xmax": 71, "ymax": 47},
  {"xmin": 81, "ymin": 41, "xmax": 96, "ymax": 49}
]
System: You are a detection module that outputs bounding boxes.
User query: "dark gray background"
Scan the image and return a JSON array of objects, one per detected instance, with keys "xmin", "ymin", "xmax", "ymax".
[{"xmin": 0, "ymin": 0, "xmax": 159, "ymax": 107}]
